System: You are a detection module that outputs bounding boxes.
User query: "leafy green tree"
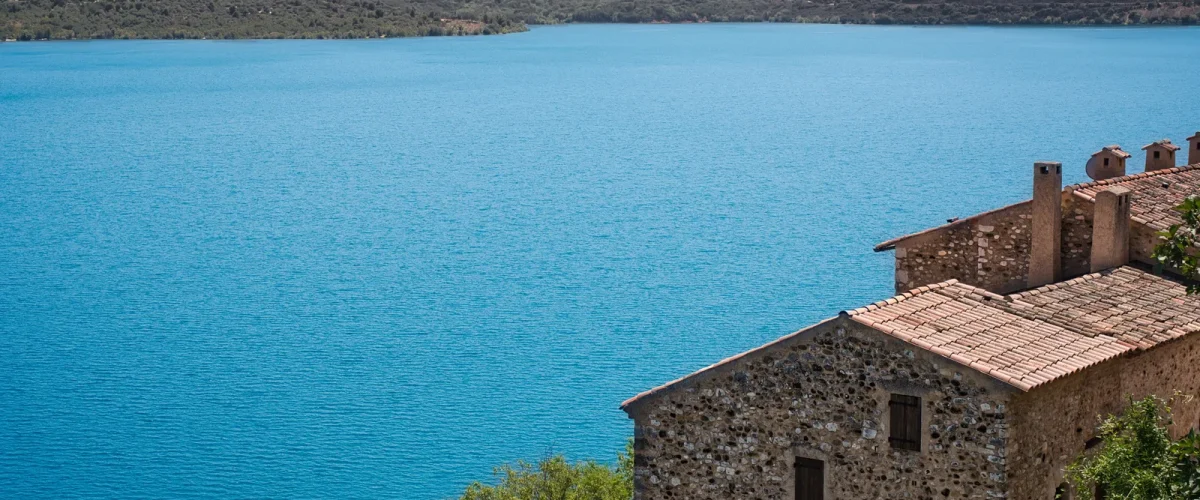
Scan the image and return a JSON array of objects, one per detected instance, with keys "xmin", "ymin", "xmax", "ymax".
[
  {"xmin": 1065, "ymin": 396, "xmax": 1200, "ymax": 499},
  {"xmin": 459, "ymin": 441, "xmax": 633, "ymax": 500},
  {"xmin": 1151, "ymin": 196, "xmax": 1200, "ymax": 294}
]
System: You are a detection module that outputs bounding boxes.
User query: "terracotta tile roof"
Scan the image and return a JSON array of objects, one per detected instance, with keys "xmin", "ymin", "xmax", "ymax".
[
  {"xmin": 847, "ymin": 279, "xmax": 1133, "ymax": 391},
  {"xmin": 1142, "ymin": 139, "xmax": 1181, "ymax": 152},
  {"xmin": 622, "ymin": 266, "xmax": 1200, "ymax": 410},
  {"xmin": 1070, "ymin": 164, "xmax": 1200, "ymax": 231},
  {"xmin": 875, "ymin": 162, "xmax": 1200, "ymax": 252},
  {"xmin": 1093, "ymin": 145, "xmax": 1132, "ymax": 159},
  {"xmin": 1004, "ymin": 266, "xmax": 1200, "ymax": 349}
]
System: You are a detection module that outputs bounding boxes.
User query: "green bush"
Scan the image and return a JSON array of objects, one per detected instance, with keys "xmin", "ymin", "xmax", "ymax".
[
  {"xmin": 1066, "ymin": 396, "xmax": 1200, "ymax": 499},
  {"xmin": 458, "ymin": 441, "xmax": 633, "ymax": 500}
]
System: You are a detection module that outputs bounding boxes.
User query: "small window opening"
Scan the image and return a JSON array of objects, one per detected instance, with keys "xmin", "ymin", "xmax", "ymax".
[
  {"xmin": 1154, "ymin": 151, "xmax": 1161, "ymax": 159},
  {"xmin": 889, "ymin": 394, "xmax": 921, "ymax": 452},
  {"xmin": 1104, "ymin": 158, "xmax": 1110, "ymax": 166},
  {"xmin": 1085, "ymin": 436, "xmax": 1103, "ymax": 449},
  {"xmin": 795, "ymin": 457, "xmax": 824, "ymax": 500},
  {"xmin": 1055, "ymin": 483, "xmax": 1070, "ymax": 500}
]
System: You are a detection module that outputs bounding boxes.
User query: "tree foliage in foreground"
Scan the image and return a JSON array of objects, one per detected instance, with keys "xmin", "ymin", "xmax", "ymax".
[
  {"xmin": 1066, "ymin": 396, "xmax": 1200, "ymax": 500},
  {"xmin": 459, "ymin": 441, "xmax": 633, "ymax": 500},
  {"xmin": 1153, "ymin": 195, "xmax": 1200, "ymax": 294}
]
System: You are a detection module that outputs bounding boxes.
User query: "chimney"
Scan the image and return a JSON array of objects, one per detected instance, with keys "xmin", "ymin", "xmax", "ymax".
[
  {"xmin": 1141, "ymin": 139, "xmax": 1180, "ymax": 172},
  {"xmin": 1090, "ymin": 186, "xmax": 1131, "ymax": 273},
  {"xmin": 1029, "ymin": 161, "xmax": 1062, "ymax": 288},
  {"xmin": 1189, "ymin": 132, "xmax": 1200, "ymax": 165},
  {"xmin": 1085, "ymin": 145, "xmax": 1131, "ymax": 181}
]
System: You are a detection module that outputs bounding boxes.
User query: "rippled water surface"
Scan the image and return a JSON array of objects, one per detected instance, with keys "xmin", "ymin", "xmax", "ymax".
[{"xmin": 2, "ymin": 24, "xmax": 1200, "ymax": 499}]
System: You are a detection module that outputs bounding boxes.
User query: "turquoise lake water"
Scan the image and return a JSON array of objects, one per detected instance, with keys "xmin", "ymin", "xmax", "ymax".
[{"xmin": 2, "ymin": 24, "xmax": 1200, "ymax": 499}]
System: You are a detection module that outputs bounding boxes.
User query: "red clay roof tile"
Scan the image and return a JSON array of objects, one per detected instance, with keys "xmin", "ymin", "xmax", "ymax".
[{"xmin": 846, "ymin": 266, "xmax": 1200, "ymax": 390}]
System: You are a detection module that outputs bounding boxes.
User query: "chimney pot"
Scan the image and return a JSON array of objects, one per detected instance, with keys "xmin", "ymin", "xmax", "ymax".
[
  {"xmin": 1090, "ymin": 186, "xmax": 1132, "ymax": 272},
  {"xmin": 1030, "ymin": 161, "xmax": 1063, "ymax": 288},
  {"xmin": 1141, "ymin": 139, "xmax": 1180, "ymax": 172},
  {"xmin": 1188, "ymin": 132, "xmax": 1200, "ymax": 165},
  {"xmin": 1086, "ymin": 145, "xmax": 1131, "ymax": 181}
]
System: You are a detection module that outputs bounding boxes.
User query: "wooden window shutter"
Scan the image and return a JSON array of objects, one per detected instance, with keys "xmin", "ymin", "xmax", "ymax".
[
  {"xmin": 794, "ymin": 457, "xmax": 823, "ymax": 500},
  {"xmin": 889, "ymin": 394, "xmax": 921, "ymax": 452}
]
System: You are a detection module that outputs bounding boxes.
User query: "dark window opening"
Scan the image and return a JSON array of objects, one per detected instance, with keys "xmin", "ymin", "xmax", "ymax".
[
  {"xmin": 794, "ymin": 457, "xmax": 824, "ymax": 500},
  {"xmin": 1055, "ymin": 483, "xmax": 1070, "ymax": 500},
  {"xmin": 1154, "ymin": 151, "xmax": 1161, "ymax": 159},
  {"xmin": 889, "ymin": 394, "xmax": 921, "ymax": 452},
  {"xmin": 1104, "ymin": 158, "xmax": 1110, "ymax": 166},
  {"xmin": 1085, "ymin": 436, "xmax": 1103, "ymax": 449}
]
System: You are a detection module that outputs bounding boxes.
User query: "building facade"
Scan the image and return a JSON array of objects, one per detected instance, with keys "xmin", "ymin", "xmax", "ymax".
[{"xmin": 623, "ymin": 133, "xmax": 1200, "ymax": 500}]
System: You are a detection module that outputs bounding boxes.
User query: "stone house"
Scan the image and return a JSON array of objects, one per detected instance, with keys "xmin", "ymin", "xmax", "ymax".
[{"xmin": 622, "ymin": 136, "xmax": 1200, "ymax": 500}]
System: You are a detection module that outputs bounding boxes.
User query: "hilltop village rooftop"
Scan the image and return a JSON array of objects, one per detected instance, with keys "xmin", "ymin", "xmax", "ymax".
[{"xmin": 622, "ymin": 132, "xmax": 1200, "ymax": 500}]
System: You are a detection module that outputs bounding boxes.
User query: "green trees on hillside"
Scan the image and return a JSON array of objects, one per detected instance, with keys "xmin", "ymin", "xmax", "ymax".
[
  {"xmin": 1065, "ymin": 396, "xmax": 1200, "ymax": 499},
  {"xmin": 4, "ymin": 0, "xmax": 1200, "ymax": 41},
  {"xmin": 0, "ymin": 0, "xmax": 525, "ymax": 40},
  {"xmin": 458, "ymin": 441, "xmax": 633, "ymax": 500}
]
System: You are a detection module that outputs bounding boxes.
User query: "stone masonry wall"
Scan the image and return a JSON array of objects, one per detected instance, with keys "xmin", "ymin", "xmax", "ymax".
[
  {"xmin": 627, "ymin": 317, "xmax": 1014, "ymax": 500},
  {"xmin": 1007, "ymin": 332, "xmax": 1200, "ymax": 500},
  {"xmin": 893, "ymin": 202, "xmax": 1032, "ymax": 295},
  {"xmin": 1060, "ymin": 195, "xmax": 1094, "ymax": 278},
  {"xmin": 1130, "ymin": 221, "xmax": 1161, "ymax": 264},
  {"xmin": 892, "ymin": 193, "xmax": 1137, "ymax": 295}
]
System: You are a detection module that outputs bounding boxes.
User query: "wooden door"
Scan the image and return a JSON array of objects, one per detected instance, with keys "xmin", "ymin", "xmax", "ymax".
[{"xmin": 795, "ymin": 457, "xmax": 823, "ymax": 500}]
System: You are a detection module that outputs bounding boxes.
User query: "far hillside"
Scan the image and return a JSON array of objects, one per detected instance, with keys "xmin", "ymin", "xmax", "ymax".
[{"xmin": 3, "ymin": 0, "xmax": 1199, "ymax": 41}]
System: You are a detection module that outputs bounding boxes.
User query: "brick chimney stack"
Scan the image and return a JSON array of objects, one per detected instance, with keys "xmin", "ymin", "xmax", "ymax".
[
  {"xmin": 1090, "ymin": 186, "xmax": 1132, "ymax": 273},
  {"xmin": 1189, "ymin": 132, "xmax": 1200, "ymax": 165},
  {"xmin": 1085, "ymin": 145, "xmax": 1131, "ymax": 181},
  {"xmin": 1142, "ymin": 139, "xmax": 1180, "ymax": 172},
  {"xmin": 1029, "ymin": 161, "xmax": 1062, "ymax": 288}
]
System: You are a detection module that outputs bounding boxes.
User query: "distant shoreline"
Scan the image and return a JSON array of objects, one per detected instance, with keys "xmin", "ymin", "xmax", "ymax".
[{"xmin": 4, "ymin": 8, "xmax": 1198, "ymax": 42}]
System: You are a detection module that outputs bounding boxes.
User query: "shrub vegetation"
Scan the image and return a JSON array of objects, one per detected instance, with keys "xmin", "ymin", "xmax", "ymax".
[
  {"xmin": 458, "ymin": 441, "xmax": 633, "ymax": 500},
  {"xmin": 1066, "ymin": 395, "xmax": 1200, "ymax": 499},
  {"xmin": 4, "ymin": 0, "xmax": 1199, "ymax": 41}
]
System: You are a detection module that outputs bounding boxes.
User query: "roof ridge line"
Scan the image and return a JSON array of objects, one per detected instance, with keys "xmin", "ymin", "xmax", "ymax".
[
  {"xmin": 1007, "ymin": 271, "xmax": 1107, "ymax": 300},
  {"xmin": 873, "ymin": 199, "xmax": 1031, "ymax": 251},
  {"xmin": 1068, "ymin": 163, "xmax": 1200, "ymax": 198},
  {"xmin": 619, "ymin": 316, "xmax": 841, "ymax": 410},
  {"xmin": 844, "ymin": 279, "xmax": 960, "ymax": 316}
]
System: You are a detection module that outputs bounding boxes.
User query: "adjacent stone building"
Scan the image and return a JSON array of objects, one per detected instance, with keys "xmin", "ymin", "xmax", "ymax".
[{"xmin": 622, "ymin": 135, "xmax": 1200, "ymax": 500}]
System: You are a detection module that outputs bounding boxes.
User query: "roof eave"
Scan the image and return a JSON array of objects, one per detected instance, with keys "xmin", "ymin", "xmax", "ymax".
[
  {"xmin": 620, "ymin": 316, "xmax": 841, "ymax": 414},
  {"xmin": 873, "ymin": 199, "xmax": 1032, "ymax": 252}
]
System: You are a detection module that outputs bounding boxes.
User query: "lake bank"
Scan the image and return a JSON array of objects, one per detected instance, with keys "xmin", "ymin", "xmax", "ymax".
[
  {"xmin": 3, "ymin": 23, "xmax": 1200, "ymax": 500},
  {"xmin": 4, "ymin": 0, "xmax": 1199, "ymax": 42}
]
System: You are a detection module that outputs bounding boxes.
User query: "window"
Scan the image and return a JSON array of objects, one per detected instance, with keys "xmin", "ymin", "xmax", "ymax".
[
  {"xmin": 794, "ymin": 457, "xmax": 824, "ymax": 500},
  {"xmin": 1154, "ymin": 151, "xmax": 1161, "ymax": 159},
  {"xmin": 1104, "ymin": 158, "xmax": 1110, "ymax": 166},
  {"xmin": 1055, "ymin": 483, "xmax": 1070, "ymax": 500},
  {"xmin": 889, "ymin": 394, "xmax": 922, "ymax": 451}
]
